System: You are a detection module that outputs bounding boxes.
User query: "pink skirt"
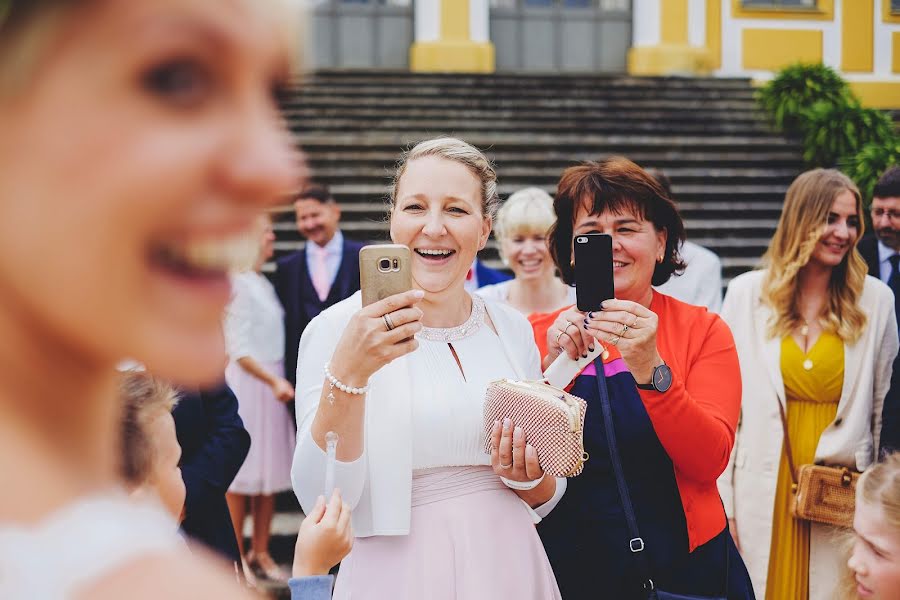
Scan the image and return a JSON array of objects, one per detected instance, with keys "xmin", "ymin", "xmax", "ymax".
[
  {"xmin": 333, "ymin": 466, "xmax": 562, "ymax": 600},
  {"xmin": 225, "ymin": 359, "xmax": 295, "ymax": 496}
]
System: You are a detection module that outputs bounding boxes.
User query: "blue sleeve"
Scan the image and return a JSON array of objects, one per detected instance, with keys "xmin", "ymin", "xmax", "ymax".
[{"xmin": 288, "ymin": 575, "xmax": 335, "ymax": 600}]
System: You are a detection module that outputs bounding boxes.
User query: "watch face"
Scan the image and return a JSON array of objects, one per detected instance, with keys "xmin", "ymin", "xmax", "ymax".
[{"xmin": 653, "ymin": 364, "xmax": 673, "ymax": 392}]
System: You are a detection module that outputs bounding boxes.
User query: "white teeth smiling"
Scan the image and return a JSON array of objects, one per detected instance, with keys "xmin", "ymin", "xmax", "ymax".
[
  {"xmin": 613, "ymin": 261, "xmax": 627, "ymax": 268},
  {"xmin": 154, "ymin": 234, "xmax": 258, "ymax": 275},
  {"xmin": 416, "ymin": 248, "xmax": 455, "ymax": 257}
]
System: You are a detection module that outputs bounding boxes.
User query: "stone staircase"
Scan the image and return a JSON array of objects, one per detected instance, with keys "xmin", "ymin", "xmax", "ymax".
[
  {"xmin": 261, "ymin": 70, "xmax": 802, "ymax": 596},
  {"xmin": 273, "ymin": 70, "xmax": 802, "ymax": 286}
]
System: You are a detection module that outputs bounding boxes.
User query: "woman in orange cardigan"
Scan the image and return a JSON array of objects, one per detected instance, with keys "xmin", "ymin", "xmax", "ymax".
[{"xmin": 534, "ymin": 158, "xmax": 754, "ymax": 599}]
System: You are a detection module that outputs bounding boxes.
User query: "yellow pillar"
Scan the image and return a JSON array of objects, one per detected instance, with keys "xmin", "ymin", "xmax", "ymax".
[
  {"xmin": 841, "ymin": 0, "xmax": 874, "ymax": 72},
  {"xmin": 410, "ymin": 0, "xmax": 495, "ymax": 73},
  {"xmin": 628, "ymin": 0, "xmax": 713, "ymax": 76}
]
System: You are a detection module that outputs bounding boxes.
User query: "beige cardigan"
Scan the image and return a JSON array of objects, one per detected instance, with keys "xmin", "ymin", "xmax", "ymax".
[{"xmin": 717, "ymin": 270, "xmax": 898, "ymax": 599}]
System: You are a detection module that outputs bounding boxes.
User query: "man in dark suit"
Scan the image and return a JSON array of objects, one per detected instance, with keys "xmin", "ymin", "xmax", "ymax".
[
  {"xmin": 273, "ymin": 184, "xmax": 364, "ymax": 389},
  {"xmin": 858, "ymin": 167, "xmax": 900, "ymax": 456},
  {"xmin": 172, "ymin": 382, "xmax": 250, "ymax": 565}
]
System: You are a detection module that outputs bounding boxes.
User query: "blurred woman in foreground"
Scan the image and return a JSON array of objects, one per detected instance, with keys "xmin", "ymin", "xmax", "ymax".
[{"xmin": 0, "ymin": 1, "xmax": 303, "ymax": 598}]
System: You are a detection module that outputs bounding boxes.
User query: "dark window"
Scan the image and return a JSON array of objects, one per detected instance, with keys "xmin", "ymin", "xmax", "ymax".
[{"xmin": 893, "ymin": 0, "xmax": 900, "ymax": 13}]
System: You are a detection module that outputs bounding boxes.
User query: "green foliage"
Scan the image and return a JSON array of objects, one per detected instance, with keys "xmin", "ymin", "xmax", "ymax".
[
  {"xmin": 799, "ymin": 100, "xmax": 898, "ymax": 168},
  {"xmin": 842, "ymin": 138, "xmax": 900, "ymax": 205},
  {"xmin": 755, "ymin": 63, "xmax": 852, "ymax": 133}
]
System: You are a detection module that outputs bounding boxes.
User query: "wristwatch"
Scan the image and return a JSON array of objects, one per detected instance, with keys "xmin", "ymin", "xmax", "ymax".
[{"xmin": 636, "ymin": 363, "xmax": 673, "ymax": 392}]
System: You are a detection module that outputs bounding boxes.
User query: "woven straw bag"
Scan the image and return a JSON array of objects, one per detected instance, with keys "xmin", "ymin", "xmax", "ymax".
[
  {"xmin": 792, "ymin": 464, "xmax": 859, "ymax": 528},
  {"xmin": 775, "ymin": 398, "xmax": 858, "ymax": 528},
  {"xmin": 482, "ymin": 379, "xmax": 588, "ymax": 477}
]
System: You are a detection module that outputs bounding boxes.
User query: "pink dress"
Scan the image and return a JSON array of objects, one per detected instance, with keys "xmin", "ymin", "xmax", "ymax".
[{"xmin": 224, "ymin": 271, "xmax": 295, "ymax": 496}]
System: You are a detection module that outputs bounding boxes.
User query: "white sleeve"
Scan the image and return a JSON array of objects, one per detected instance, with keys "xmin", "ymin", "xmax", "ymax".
[
  {"xmin": 291, "ymin": 310, "xmax": 367, "ymax": 514},
  {"xmin": 223, "ymin": 276, "xmax": 253, "ymax": 361},
  {"xmin": 716, "ymin": 279, "xmax": 743, "ymax": 519},
  {"xmin": 700, "ymin": 253, "xmax": 724, "ymax": 314},
  {"xmin": 873, "ymin": 291, "xmax": 899, "ymax": 457},
  {"xmin": 533, "ymin": 477, "xmax": 567, "ymax": 519}
]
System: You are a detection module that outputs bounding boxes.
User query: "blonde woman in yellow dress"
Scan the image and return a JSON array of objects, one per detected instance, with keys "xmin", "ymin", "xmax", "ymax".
[{"xmin": 718, "ymin": 169, "xmax": 899, "ymax": 600}]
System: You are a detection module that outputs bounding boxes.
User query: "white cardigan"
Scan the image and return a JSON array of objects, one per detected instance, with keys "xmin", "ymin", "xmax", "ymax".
[
  {"xmin": 717, "ymin": 270, "xmax": 898, "ymax": 599},
  {"xmin": 291, "ymin": 291, "xmax": 547, "ymax": 537}
]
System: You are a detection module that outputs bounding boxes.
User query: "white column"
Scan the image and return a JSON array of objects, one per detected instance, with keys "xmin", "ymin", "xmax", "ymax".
[
  {"xmin": 414, "ymin": 0, "xmax": 440, "ymax": 43},
  {"xmin": 632, "ymin": 0, "xmax": 661, "ymax": 47}
]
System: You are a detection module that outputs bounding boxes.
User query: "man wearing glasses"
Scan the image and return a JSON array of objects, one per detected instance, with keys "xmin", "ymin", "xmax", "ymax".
[{"xmin": 858, "ymin": 166, "xmax": 900, "ymax": 458}]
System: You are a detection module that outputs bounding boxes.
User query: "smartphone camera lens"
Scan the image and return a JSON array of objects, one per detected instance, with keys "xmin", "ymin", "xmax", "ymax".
[
  {"xmin": 576, "ymin": 236, "xmax": 588, "ymax": 244},
  {"xmin": 378, "ymin": 258, "xmax": 391, "ymax": 272}
]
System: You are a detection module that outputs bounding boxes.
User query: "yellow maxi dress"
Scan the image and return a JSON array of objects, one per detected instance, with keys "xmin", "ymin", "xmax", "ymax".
[{"xmin": 764, "ymin": 333, "xmax": 843, "ymax": 600}]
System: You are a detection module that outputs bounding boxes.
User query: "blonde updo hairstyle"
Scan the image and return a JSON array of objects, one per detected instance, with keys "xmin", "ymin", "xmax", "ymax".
[
  {"xmin": 495, "ymin": 187, "xmax": 556, "ymax": 263},
  {"xmin": 388, "ymin": 137, "xmax": 499, "ymax": 220}
]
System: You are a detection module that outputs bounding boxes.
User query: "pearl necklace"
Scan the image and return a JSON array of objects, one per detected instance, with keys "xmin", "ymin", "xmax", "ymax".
[{"xmin": 418, "ymin": 294, "xmax": 486, "ymax": 343}]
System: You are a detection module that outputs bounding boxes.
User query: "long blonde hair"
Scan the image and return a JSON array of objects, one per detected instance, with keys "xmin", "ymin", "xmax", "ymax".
[
  {"xmin": 761, "ymin": 169, "xmax": 867, "ymax": 343},
  {"xmin": 838, "ymin": 453, "xmax": 900, "ymax": 598}
]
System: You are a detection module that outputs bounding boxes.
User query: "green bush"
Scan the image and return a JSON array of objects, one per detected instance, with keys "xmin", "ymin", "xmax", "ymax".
[
  {"xmin": 799, "ymin": 100, "xmax": 897, "ymax": 168},
  {"xmin": 842, "ymin": 138, "xmax": 900, "ymax": 205},
  {"xmin": 756, "ymin": 63, "xmax": 852, "ymax": 134}
]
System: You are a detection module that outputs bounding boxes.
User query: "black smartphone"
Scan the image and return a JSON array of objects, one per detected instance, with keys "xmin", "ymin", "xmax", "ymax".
[{"xmin": 574, "ymin": 233, "xmax": 615, "ymax": 312}]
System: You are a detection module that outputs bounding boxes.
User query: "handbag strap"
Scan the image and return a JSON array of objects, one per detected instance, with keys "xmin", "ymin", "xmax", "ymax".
[
  {"xmin": 593, "ymin": 360, "xmax": 657, "ymax": 593},
  {"xmin": 593, "ymin": 360, "xmax": 730, "ymax": 597},
  {"xmin": 774, "ymin": 397, "xmax": 799, "ymax": 486}
]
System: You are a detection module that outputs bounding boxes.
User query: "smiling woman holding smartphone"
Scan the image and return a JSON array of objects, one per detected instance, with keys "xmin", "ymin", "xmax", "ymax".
[
  {"xmin": 531, "ymin": 157, "xmax": 755, "ymax": 599},
  {"xmin": 291, "ymin": 137, "xmax": 562, "ymax": 599}
]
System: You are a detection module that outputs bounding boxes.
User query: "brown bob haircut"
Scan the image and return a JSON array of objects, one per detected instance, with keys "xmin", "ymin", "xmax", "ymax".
[{"xmin": 548, "ymin": 157, "xmax": 686, "ymax": 287}]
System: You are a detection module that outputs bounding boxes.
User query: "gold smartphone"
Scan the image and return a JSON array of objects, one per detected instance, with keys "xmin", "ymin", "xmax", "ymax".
[{"xmin": 359, "ymin": 244, "xmax": 412, "ymax": 307}]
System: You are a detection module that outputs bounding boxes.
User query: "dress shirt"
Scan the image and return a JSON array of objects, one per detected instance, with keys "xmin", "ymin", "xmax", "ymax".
[
  {"xmin": 305, "ymin": 230, "xmax": 344, "ymax": 292},
  {"xmin": 877, "ymin": 239, "xmax": 899, "ymax": 284},
  {"xmin": 654, "ymin": 241, "xmax": 723, "ymax": 313}
]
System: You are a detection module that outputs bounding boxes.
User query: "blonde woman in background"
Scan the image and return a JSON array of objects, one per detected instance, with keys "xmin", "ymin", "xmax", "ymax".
[
  {"xmin": 477, "ymin": 187, "xmax": 575, "ymax": 356},
  {"xmin": 224, "ymin": 213, "xmax": 296, "ymax": 584},
  {"xmin": 0, "ymin": 1, "xmax": 303, "ymax": 598},
  {"xmin": 719, "ymin": 169, "xmax": 899, "ymax": 600},
  {"xmin": 842, "ymin": 452, "xmax": 900, "ymax": 599}
]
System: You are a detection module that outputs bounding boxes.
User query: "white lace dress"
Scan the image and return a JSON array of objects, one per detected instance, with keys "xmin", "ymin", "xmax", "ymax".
[{"xmin": 0, "ymin": 493, "xmax": 182, "ymax": 599}]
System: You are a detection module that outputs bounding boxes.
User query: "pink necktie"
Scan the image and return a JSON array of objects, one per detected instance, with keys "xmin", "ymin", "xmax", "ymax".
[{"xmin": 311, "ymin": 246, "xmax": 330, "ymax": 302}]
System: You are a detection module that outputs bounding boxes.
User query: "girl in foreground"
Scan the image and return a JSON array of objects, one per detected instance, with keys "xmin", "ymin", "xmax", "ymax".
[{"xmin": 0, "ymin": 1, "xmax": 303, "ymax": 597}]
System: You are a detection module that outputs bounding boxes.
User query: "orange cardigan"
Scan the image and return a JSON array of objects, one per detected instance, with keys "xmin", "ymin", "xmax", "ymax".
[{"xmin": 530, "ymin": 293, "xmax": 742, "ymax": 551}]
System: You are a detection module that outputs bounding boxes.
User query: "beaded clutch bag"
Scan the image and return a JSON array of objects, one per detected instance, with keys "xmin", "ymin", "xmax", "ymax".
[{"xmin": 482, "ymin": 379, "xmax": 589, "ymax": 477}]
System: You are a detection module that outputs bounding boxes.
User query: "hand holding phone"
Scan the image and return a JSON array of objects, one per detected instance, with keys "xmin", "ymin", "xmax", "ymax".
[{"xmin": 359, "ymin": 244, "xmax": 412, "ymax": 307}]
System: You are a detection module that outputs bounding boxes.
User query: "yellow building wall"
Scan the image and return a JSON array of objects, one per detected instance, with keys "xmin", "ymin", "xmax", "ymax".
[
  {"xmin": 742, "ymin": 29, "xmax": 823, "ymax": 70},
  {"xmin": 842, "ymin": 0, "xmax": 874, "ymax": 72}
]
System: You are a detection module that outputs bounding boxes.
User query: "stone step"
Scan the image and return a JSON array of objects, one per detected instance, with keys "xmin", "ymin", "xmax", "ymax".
[
  {"xmin": 298, "ymin": 167, "xmax": 798, "ymax": 185},
  {"xmin": 295, "ymin": 85, "xmax": 756, "ymax": 102},
  {"xmin": 286, "ymin": 96, "xmax": 758, "ymax": 112},
  {"xmin": 301, "ymin": 71, "xmax": 755, "ymax": 88},
  {"xmin": 294, "ymin": 119, "xmax": 774, "ymax": 136},
  {"xmin": 304, "ymin": 150, "xmax": 802, "ymax": 169},
  {"xmin": 285, "ymin": 106, "xmax": 767, "ymax": 123},
  {"xmin": 295, "ymin": 133, "xmax": 798, "ymax": 151}
]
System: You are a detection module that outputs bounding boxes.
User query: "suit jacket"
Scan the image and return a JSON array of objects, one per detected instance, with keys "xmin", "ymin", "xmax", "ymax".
[
  {"xmin": 858, "ymin": 234, "xmax": 881, "ymax": 279},
  {"xmin": 173, "ymin": 382, "xmax": 251, "ymax": 563},
  {"xmin": 273, "ymin": 237, "xmax": 364, "ymax": 387},
  {"xmin": 718, "ymin": 270, "xmax": 898, "ymax": 599},
  {"xmin": 475, "ymin": 259, "xmax": 512, "ymax": 288}
]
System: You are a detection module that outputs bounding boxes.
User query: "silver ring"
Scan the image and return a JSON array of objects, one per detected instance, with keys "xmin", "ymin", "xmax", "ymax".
[
  {"xmin": 565, "ymin": 321, "xmax": 578, "ymax": 334},
  {"xmin": 621, "ymin": 323, "xmax": 629, "ymax": 336},
  {"xmin": 499, "ymin": 461, "xmax": 513, "ymax": 469},
  {"xmin": 630, "ymin": 315, "xmax": 638, "ymax": 328},
  {"xmin": 383, "ymin": 314, "xmax": 395, "ymax": 331},
  {"xmin": 611, "ymin": 334, "xmax": 621, "ymax": 346},
  {"xmin": 555, "ymin": 330, "xmax": 566, "ymax": 344}
]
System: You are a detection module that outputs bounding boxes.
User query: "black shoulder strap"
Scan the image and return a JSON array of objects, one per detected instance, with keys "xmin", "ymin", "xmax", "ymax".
[{"xmin": 593, "ymin": 360, "xmax": 730, "ymax": 597}]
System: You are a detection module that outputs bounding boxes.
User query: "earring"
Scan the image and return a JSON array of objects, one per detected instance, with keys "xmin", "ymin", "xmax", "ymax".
[{"xmin": 657, "ymin": 255, "xmax": 663, "ymax": 263}]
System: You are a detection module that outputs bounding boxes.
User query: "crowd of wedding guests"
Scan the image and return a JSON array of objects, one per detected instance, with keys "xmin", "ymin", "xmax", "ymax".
[{"xmin": 2, "ymin": 2, "xmax": 900, "ymax": 600}]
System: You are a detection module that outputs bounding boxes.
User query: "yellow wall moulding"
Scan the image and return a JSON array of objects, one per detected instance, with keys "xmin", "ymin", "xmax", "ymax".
[
  {"xmin": 849, "ymin": 81, "xmax": 900, "ymax": 109},
  {"xmin": 706, "ymin": 0, "xmax": 722, "ymax": 70},
  {"xmin": 628, "ymin": 44, "xmax": 714, "ymax": 76},
  {"xmin": 894, "ymin": 31, "xmax": 900, "ymax": 73},
  {"xmin": 441, "ymin": 0, "xmax": 470, "ymax": 40},
  {"xmin": 661, "ymin": 0, "xmax": 690, "ymax": 45},
  {"xmin": 842, "ymin": 0, "xmax": 874, "ymax": 72},
  {"xmin": 884, "ymin": 0, "xmax": 900, "ymax": 24},
  {"xmin": 410, "ymin": 42, "xmax": 495, "ymax": 73},
  {"xmin": 731, "ymin": 0, "xmax": 834, "ymax": 21},
  {"xmin": 742, "ymin": 28, "xmax": 823, "ymax": 70}
]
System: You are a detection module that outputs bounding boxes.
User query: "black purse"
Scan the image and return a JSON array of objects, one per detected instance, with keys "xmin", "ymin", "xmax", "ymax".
[{"xmin": 593, "ymin": 362, "xmax": 727, "ymax": 600}]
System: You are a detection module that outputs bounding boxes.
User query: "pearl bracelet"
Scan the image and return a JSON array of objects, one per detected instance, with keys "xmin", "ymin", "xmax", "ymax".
[
  {"xmin": 500, "ymin": 473, "xmax": 545, "ymax": 491},
  {"xmin": 323, "ymin": 363, "xmax": 369, "ymax": 404}
]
